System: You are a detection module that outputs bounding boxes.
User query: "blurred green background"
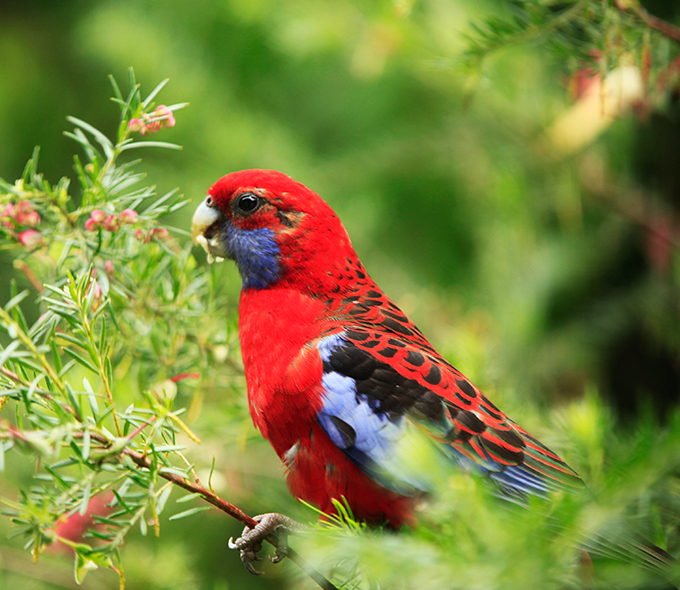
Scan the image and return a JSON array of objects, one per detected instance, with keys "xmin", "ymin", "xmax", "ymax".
[{"xmin": 1, "ymin": 0, "xmax": 680, "ymax": 588}]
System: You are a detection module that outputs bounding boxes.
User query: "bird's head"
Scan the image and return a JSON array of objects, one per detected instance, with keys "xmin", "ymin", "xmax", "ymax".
[{"xmin": 192, "ymin": 169, "xmax": 354, "ymax": 292}]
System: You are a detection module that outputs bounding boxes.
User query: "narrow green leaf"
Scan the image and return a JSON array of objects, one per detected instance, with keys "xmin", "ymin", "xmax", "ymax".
[
  {"xmin": 168, "ymin": 506, "xmax": 211, "ymax": 521},
  {"xmin": 85, "ymin": 530, "xmax": 114, "ymax": 541},
  {"xmin": 64, "ymin": 348, "xmax": 98, "ymax": 374},
  {"xmin": 139, "ymin": 513, "xmax": 148, "ymax": 536},
  {"xmin": 83, "ymin": 378, "xmax": 99, "ymax": 418},
  {"xmin": 112, "ymin": 489, "xmax": 134, "ymax": 514},
  {"xmin": 58, "ymin": 359, "xmax": 77, "ymax": 378},
  {"xmin": 65, "ymin": 383, "xmax": 83, "ymax": 421},
  {"xmin": 4, "ymin": 290, "xmax": 29, "ymax": 312},
  {"xmin": 176, "ymin": 492, "xmax": 202, "ymax": 504},
  {"xmin": 79, "ymin": 480, "xmax": 92, "ymax": 515},
  {"xmin": 120, "ymin": 141, "xmax": 182, "ymax": 151},
  {"xmin": 165, "ymin": 102, "xmax": 189, "ymax": 111},
  {"xmin": 0, "ymin": 341, "xmax": 21, "ymax": 370},
  {"xmin": 142, "ymin": 78, "xmax": 169, "ymax": 108},
  {"xmin": 108, "ymin": 74, "xmax": 123, "ymax": 102},
  {"xmin": 12, "ymin": 302, "xmax": 30, "ymax": 335},
  {"xmin": 56, "ymin": 333, "xmax": 86, "ymax": 348},
  {"xmin": 95, "ymin": 404, "xmax": 115, "ymax": 427},
  {"xmin": 82, "ymin": 429, "xmax": 90, "ymax": 461},
  {"xmin": 66, "ymin": 116, "xmax": 114, "ymax": 158},
  {"xmin": 156, "ymin": 486, "xmax": 173, "ymax": 515},
  {"xmin": 51, "ymin": 340, "xmax": 62, "ymax": 373}
]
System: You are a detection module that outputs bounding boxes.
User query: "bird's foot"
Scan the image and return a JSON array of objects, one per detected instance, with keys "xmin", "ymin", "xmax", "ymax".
[{"xmin": 228, "ymin": 513, "xmax": 306, "ymax": 575}]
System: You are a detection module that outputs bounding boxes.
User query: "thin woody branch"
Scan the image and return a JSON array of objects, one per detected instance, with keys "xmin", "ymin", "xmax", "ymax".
[
  {"xmin": 0, "ymin": 423, "xmax": 337, "ymax": 590},
  {"xmin": 121, "ymin": 444, "xmax": 339, "ymax": 590},
  {"xmin": 616, "ymin": 1, "xmax": 680, "ymax": 44}
]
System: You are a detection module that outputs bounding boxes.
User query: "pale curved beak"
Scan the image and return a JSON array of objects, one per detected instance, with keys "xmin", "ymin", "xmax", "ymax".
[
  {"xmin": 192, "ymin": 198, "xmax": 220, "ymax": 243},
  {"xmin": 192, "ymin": 197, "xmax": 226, "ymax": 263}
]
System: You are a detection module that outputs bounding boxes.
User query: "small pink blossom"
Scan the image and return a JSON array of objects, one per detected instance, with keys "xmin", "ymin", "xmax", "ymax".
[
  {"xmin": 135, "ymin": 229, "xmax": 150, "ymax": 242},
  {"xmin": 169, "ymin": 372, "xmax": 200, "ymax": 383},
  {"xmin": 104, "ymin": 260, "xmax": 114, "ymax": 275},
  {"xmin": 4, "ymin": 201, "xmax": 41, "ymax": 227},
  {"xmin": 17, "ymin": 229, "xmax": 43, "ymax": 249},
  {"xmin": 14, "ymin": 201, "xmax": 33, "ymax": 216},
  {"xmin": 152, "ymin": 228, "xmax": 169, "ymax": 240},
  {"xmin": 103, "ymin": 215, "xmax": 121, "ymax": 232},
  {"xmin": 141, "ymin": 121, "xmax": 161, "ymax": 136},
  {"xmin": 17, "ymin": 210, "xmax": 41, "ymax": 227},
  {"xmin": 128, "ymin": 106, "xmax": 177, "ymax": 135},
  {"xmin": 154, "ymin": 105, "xmax": 176, "ymax": 128},
  {"xmin": 128, "ymin": 118, "xmax": 144, "ymax": 132},
  {"xmin": 85, "ymin": 218, "xmax": 99, "ymax": 231},
  {"xmin": 2, "ymin": 203, "xmax": 15, "ymax": 218},
  {"xmin": 91, "ymin": 209, "xmax": 107, "ymax": 223},
  {"xmin": 91, "ymin": 282, "xmax": 103, "ymax": 311},
  {"xmin": 120, "ymin": 209, "xmax": 138, "ymax": 224}
]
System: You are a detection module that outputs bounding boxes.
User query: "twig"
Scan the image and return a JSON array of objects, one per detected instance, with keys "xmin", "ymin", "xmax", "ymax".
[
  {"xmin": 91, "ymin": 431, "xmax": 339, "ymax": 590},
  {"xmin": 14, "ymin": 260, "xmax": 44, "ymax": 293},
  {"xmin": 579, "ymin": 156, "xmax": 680, "ymax": 248},
  {"xmin": 616, "ymin": 2, "xmax": 680, "ymax": 44}
]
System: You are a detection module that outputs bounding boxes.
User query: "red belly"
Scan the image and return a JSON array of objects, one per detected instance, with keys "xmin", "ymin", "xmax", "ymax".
[{"xmin": 285, "ymin": 422, "xmax": 416, "ymax": 529}]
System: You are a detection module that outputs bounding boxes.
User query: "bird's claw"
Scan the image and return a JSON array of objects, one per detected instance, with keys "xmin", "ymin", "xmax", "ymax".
[{"xmin": 228, "ymin": 513, "xmax": 305, "ymax": 575}]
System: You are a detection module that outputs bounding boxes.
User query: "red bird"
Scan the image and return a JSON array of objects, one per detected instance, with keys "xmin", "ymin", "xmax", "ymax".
[{"xmin": 192, "ymin": 169, "xmax": 583, "ymax": 568}]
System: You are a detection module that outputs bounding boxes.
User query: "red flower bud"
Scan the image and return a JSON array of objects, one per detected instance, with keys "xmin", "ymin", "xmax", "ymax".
[
  {"xmin": 17, "ymin": 229, "xmax": 43, "ymax": 249},
  {"xmin": 91, "ymin": 209, "xmax": 107, "ymax": 223},
  {"xmin": 85, "ymin": 218, "xmax": 99, "ymax": 231},
  {"xmin": 152, "ymin": 228, "xmax": 170, "ymax": 240},
  {"xmin": 120, "ymin": 209, "xmax": 138, "ymax": 224},
  {"xmin": 2, "ymin": 203, "xmax": 15, "ymax": 218},
  {"xmin": 128, "ymin": 118, "xmax": 144, "ymax": 132},
  {"xmin": 103, "ymin": 215, "xmax": 121, "ymax": 232}
]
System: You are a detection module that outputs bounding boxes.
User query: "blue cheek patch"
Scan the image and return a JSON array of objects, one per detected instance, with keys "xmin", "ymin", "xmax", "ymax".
[{"xmin": 225, "ymin": 225, "xmax": 280, "ymax": 289}]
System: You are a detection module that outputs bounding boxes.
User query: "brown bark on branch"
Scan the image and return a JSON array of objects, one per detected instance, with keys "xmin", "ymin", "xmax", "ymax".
[
  {"xmin": 120, "ymin": 442, "xmax": 339, "ymax": 590},
  {"xmin": 616, "ymin": 1, "xmax": 680, "ymax": 44},
  {"xmin": 0, "ymin": 422, "xmax": 338, "ymax": 590}
]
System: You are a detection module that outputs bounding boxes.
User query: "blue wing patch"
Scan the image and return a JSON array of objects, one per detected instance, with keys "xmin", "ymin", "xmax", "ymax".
[
  {"xmin": 317, "ymin": 333, "xmax": 430, "ymax": 495},
  {"xmin": 316, "ymin": 332, "xmax": 552, "ymax": 499}
]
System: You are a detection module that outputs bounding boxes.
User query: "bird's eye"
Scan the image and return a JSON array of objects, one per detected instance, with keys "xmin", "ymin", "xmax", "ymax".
[
  {"xmin": 236, "ymin": 193, "xmax": 260, "ymax": 213},
  {"xmin": 205, "ymin": 196, "xmax": 214, "ymax": 207}
]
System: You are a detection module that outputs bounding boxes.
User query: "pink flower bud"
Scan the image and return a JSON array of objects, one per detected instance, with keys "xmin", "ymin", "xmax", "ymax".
[
  {"xmin": 152, "ymin": 228, "xmax": 169, "ymax": 240},
  {"xmin": 154, "ymin": 105, "xmax": 176, "ymax": 128},
  {"xmin": 13, "ymin": 202, "xmax": 40, "ymax": 227},
  {"xmin": 14, "ymin": 201, "xmax": 34, "ymax": 216},
  {"xmin": 128, "ymin": 118, "xmax": 144, "ymax": 132},
  {"xmin": 2, "ymin": 203, "xmax": 15, "ymax": 218},
  {"xmin": 135, "ymin": 229, "xmax": 147, "ymax": 242},
  {"xmin": 169, "ymin": 372, "xmax": 200, "ymax": 383},
  {"xmin": 17, "ymin": 229, "xmax": 43, "ymax": 249},
  {"xmin": 91, "ymin": 210, "xmax": 107, "ymax": 223},
  {"xmin": 16, "ymin": 210, "xmax": 41, "ymax": 227},
  {"xmin": 91, "ymin": 282, "xmax": 103, "ymax": 312},
  {"xmin": 103, "ymin": 215, "xmax": 121, "ymax": 232},
  {"xmin": 104, "ymin": 260, "xmax": 114, "ymax": 275},
  {"xmin": 141, "ymin": 121, "xmax": 161, "ymax": 135},
  {"xmin": 120, "ymin": 209, "xmax": 138, "ymax": 223},
  {"xmin": 85, "ymin": 218, "xmax": 99, "ymax": 231}
]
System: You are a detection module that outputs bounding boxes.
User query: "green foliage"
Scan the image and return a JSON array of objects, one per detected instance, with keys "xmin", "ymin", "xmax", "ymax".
[
  {"xmin": 461, "ymin": 0, "xmax": 680, "ymax": 115},
  {"xmin": 0, "ymin": 1, "xmax": 680, "ymax": 590},
  {"xmin": 0, "ymin": 73, "xmax": 236, "ymax": 589}
]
